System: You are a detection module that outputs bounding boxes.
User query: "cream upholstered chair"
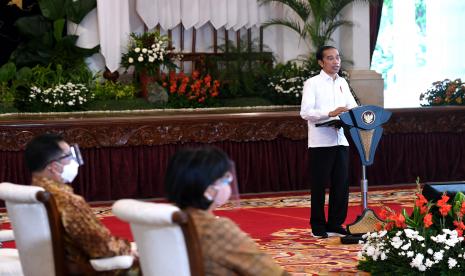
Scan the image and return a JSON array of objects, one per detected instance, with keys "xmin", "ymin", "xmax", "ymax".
[
  {"xmin": 0, "ymin": 230, "xmax": 23, "ymax": 275},
  {"xmin": 112, "ymin": 200, "xmax": 204, "ymax": 276},
  {"xmin": 0, "ymin": 182, "xmax": 133, "ymax": 276}
]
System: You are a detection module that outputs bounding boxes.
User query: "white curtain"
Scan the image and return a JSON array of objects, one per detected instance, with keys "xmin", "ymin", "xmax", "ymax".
[
  {"xmin": 181, "ymin": 0, "xmax": 199, "ymax": 30},
  {"xmin": 136, "ymin": 0, "xmax": 159, "ymax": 29},
  {"xmin": 210, "ymin": 0, "xmax": 228, "ymax": 29},
  {"xmin": 71, "ymin": 0, "xmax": 310, "ymax": 73},
  {"xmin": 96, "ymin": 0, "xmax": 131, "ymax": 72},
  {"xmin": 195, "ymin": 0, "xmax": 211, "ymax": 29}
]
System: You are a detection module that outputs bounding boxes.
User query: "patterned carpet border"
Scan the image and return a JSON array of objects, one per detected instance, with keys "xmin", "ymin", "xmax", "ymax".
[{"xmin": 0, "ymin": 186, "xmax": 417, "ymax": 223}]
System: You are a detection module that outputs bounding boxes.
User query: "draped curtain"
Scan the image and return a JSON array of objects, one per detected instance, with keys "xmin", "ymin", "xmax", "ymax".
[
  {"xmin": 2, "ymin": 133, "xmax": 465, "ymax": 202},
  {"xmin": 72, "ymin": 0, "xmax": 268, "ymax": 72},
  {"xmin": 369, "ymin": 0, "xmax": 384, "ymax": 62}
]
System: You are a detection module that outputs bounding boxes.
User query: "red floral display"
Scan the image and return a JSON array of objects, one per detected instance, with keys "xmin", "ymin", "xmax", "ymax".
[{"xmin": 160, "ymin": 71, "xmax": 220, "ymax": 107}]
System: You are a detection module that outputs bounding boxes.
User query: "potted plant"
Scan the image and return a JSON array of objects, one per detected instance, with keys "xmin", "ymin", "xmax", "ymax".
[
  {"xmin": 358, "ymin": 179, "xmax": 465, "ymax": 274},
  {"xmin": 258, "ymin": 0, "xmax": 377, "ymax": 65},
  {"xmin": 160, "ymin": 70, "xmax": 221, "ymax": 108},
  {"xmin": 419, "ymin": 78, "xmax": 465, "ymax": 106},
  {"xmin": 121, "ymin": 30, "xmax": 178, "ymax": 98}
]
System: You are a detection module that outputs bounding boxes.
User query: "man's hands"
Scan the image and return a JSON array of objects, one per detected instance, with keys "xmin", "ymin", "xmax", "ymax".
[{"xmin": 328, "ymin": 107, "xmax": 349, "ymax": 117}]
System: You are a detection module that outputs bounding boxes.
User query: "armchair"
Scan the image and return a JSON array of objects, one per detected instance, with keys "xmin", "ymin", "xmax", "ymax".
[
  {"xmin": 112, "ymin": 200, "xmax": 204, "ymax": 276},
  {"xmin": 0, "ymin": 182, "xmax": 133, "ymax": 276},
  {"xmin": 0, "ymin": 229, "xmax": 23, "ymax": 275}
]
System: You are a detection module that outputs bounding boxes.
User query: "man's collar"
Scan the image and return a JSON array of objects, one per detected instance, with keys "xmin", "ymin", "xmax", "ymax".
[
  {"xmin": 319, "ymin": 70, "xmax": 340, "ymax": 81},
  {"xmin": 32, "ymin": 175, "xmax": 72, "ymax": 192}
]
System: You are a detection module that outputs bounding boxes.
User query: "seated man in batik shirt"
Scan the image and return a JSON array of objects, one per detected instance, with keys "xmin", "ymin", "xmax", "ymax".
[{"xmin": 25, "ymin": 133, "xmax": 138, "ymax": 275}]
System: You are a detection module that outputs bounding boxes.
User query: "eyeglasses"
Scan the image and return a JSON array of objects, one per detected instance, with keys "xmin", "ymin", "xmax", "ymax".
[
  {"xmin": 51, "ymin": 144, "xmax": 84, "ymax": 165},
  {"xmin": 56, "ymin": 153, "xmax": 73, "ymax": 162}
]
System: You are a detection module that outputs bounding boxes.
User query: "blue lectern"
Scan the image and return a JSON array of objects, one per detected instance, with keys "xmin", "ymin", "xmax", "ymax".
[{"xmin": 339, "ymin": 105, "xmax": 391, "ymax": 240}]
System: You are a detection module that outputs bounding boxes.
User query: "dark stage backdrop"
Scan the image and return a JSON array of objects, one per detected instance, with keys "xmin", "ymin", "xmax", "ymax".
[{"xmin": 1, "ymin": 133, "xmax": 465, "ymax": 202}]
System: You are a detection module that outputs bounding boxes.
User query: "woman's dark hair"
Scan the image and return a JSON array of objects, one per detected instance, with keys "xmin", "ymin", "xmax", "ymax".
[
  {"xmin": 164, "ymin": 146, "xmax": 232, "ymax": 210},
  {"xmin": 24, "ymin": 133, "xmax": 65, "ymax": 172}
]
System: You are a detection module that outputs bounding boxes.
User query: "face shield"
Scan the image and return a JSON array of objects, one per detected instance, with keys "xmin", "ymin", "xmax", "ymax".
[
  {"xmin": 69, "ymin": 144, "xmax": 84, "ymax": 165},
  {"xmin": 205, "ymin": 161, "xmax": 240, "ymax": 210},
  {"xmin": 53, "ymin": 144, "xmax": 84, "ymax": 166}
]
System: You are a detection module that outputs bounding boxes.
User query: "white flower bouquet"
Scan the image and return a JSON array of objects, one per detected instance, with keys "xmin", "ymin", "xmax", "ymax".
[
  {"xmin": 121, "ymin": 30, "xmax": 177, "ymax": 76},
  {"xmin": 28, "ymin": 82, "xmax": 93, "ymax": 111},
  {"xmin": 359, "ymin": 228, "xmax": 465, "ymax": 274},
  {"xmin": 358, "ymin": 179, "xmax": 465, "ymax": 274}
]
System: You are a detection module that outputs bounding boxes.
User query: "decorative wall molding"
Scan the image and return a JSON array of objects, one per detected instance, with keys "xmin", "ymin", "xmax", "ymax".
[
  {"xmin": 0, "ymin": 111, "xmax": 307, "ymax": 151},
  {"xmin": 1, "ymin": 107, "xmax": 464, "ymax": 151}
]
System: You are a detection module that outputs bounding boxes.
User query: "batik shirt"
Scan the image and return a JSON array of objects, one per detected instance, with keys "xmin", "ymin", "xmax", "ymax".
[
  {"xmin": 188, "ymin": 208, "xmax": 289, "ymax": 276},
  {"xmin": 32, "ymin": 176, "xmax": 131, "ymax": 267}
]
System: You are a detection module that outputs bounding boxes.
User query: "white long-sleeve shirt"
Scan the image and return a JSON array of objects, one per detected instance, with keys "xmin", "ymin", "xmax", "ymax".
[{"xmin": 300, "ymin": 70, "xmax": 358, "ymax": 148}]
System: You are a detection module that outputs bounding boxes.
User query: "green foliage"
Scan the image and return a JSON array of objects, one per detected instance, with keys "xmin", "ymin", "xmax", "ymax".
[
  {"xmin": 259, "ymin": 0, "xmax": 374, "ymax": 50},
  {"xmin": 210, "ymin": 37, "xmax": 274, "ymax": 98},
  {"xmin": 358, "ymin": 180, "xmax": 465, "ymax": 274},
  {"xmin": 420, "ymin": 79, "xmax": 465, "ymax": 106},
  {"xmin": 265, "ymin": 61, "xmax": 309, "ymax": 105},
  {"xmin": 92, "ymin": 81, "xmax": 137, "ymax": 100},
  {"xmin": 37, "ymin": 0, "xmax": 95, "ymax": 23},
  {"xmin": 13, "ymin": 64, "xmax": 94, "ymax": 111},
  {"xmin": 26, "ymin": 82, "xmax": 94, "ymax": 112},
  {"xmin": 0, "ymin": 63, "xmax": 19, "ymax": 107},
  {"xmin": 10, "ymin": 0, "xmax": 98, "ymax": 70},
  {"xmin": 64, "ymin": 0, "xmax": 96, "ymax": 23},
  {"xmin": 0, "ymin": 83, "xmax": 15, "ymax": 106},
  {"xmin": 0, "ymin": 62, "xmax": 16, "ymax": 83}
]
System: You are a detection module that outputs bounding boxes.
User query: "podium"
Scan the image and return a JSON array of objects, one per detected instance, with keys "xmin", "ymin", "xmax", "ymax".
[{"xmin": 339, "ymin": 105, "xmax": 391, "ymax": 243}]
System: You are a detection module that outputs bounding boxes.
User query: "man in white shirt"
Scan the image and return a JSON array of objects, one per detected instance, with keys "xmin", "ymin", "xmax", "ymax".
[{"xmin": 300, "ymin": 46, "xmax": 358, "ymax": 238}]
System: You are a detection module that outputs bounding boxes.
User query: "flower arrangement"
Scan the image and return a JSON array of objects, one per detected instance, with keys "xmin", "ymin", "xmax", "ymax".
[
  {"xmin": 268, "ymin": 76, "xmax": 307, "ymax": 101},
  {"xmin": 27, "ymin": 82, "xmax": 93, "ymax": 111},
  {"xmin": 267, "ymin": 61, "xmax": 309, "ymax": 105},
  {"xmin": 266, "ymin": 61, "xmax": 356, "ymax": 105},
  {"xmin": 358, "ymin": 179, "xmax": 465, "ymax": 274},
  {"xmin": 420, "ymin": 78, "xmax": 465, "ymax": 106},
  {"xmin": 161, "ymin": 71, "xmax": 220, "ymax": 108},
  {"xmin": 121, "ymin": 30, "xmax": 177, "ymax": 76}
]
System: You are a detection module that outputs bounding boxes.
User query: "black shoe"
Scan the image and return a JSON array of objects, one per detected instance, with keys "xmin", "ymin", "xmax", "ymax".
[
  {"xmin": 327, "ymin": 226, "xmax": 348, "ymax": 237},
  {"xmin": 311, "ymin": 229, "xmax": 328, "ymax": 238}
]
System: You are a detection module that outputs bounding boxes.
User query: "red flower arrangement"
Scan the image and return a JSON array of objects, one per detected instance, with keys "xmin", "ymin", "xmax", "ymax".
[
  {"xmin": 359, "ymin": 178, "xmax": 465, "ymax": 274},
  {"xmin": 376, "ymin": 189, "xmax": 465, "ymax": 236},
  {"xmin": 160, "ymin": 71, "xmax": 220, "ymax": 108}
]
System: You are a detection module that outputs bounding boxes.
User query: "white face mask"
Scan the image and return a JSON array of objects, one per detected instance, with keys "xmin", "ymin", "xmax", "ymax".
[
  {"xmin": 211, "ymin": 184, "xmax": 232, "ymax": 208},
  {"xmin": 61, "ymin": 159, "xmax": 79, "ymax": 183},
  {"xmin": 204, "ymin": 173, "xmax": 233, "ymax": 209}
]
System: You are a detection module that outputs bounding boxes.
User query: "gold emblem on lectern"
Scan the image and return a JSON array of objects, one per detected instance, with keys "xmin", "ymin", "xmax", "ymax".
[{"xmin": 362, "ymin": 111, "xmax": 375, "ymax": 124}]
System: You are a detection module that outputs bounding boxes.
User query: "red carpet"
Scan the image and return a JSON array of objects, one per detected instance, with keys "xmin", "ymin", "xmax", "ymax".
[{"xmin": 1, "ymin": 186, "xmax": 416, "ymax": 274}]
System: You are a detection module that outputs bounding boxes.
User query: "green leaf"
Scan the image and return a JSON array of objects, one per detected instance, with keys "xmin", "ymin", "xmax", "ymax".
[
  {"xmin": 454, "ymin": 191, "xmax": 465, "ymax": 203},
  {"xmin": 0, "ymin": 63, "xmax": 17, "ymax": 83},
  {"xmin": 53, "ymin": 19, "xmax": 66, "ymax": 42},
  {"xmin": 38, "ymin": 0, "xmax": 65, "ymax": 20},
  {"xmin": 65, "ymin": 0, "xmax": 96, "ymax": 24},
  {"xmin": 15, "ymin": 67, "xmax": 33, "ymax": 84},
  {"xmin": 14, "ymin": 15, "xmax": 51, "ymax": 39}
]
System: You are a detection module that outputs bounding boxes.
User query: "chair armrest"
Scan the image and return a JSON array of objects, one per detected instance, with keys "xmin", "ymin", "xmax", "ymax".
[
  {"xmin": 89, "ymin": 255, "xmax": 134, "ymax": 271},
  {"xmin": 0, "ymin": 230, "xmax": 14, "ymax": 242}
]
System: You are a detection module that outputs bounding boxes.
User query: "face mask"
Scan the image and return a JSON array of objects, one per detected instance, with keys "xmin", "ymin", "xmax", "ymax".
[
  {"xmin": 211, "ymin": 184, "xmax": 231, "ymax": 208},
  {"xmin": 61, "ymin": 159, "xmax": 79, "ymax": 183}
]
